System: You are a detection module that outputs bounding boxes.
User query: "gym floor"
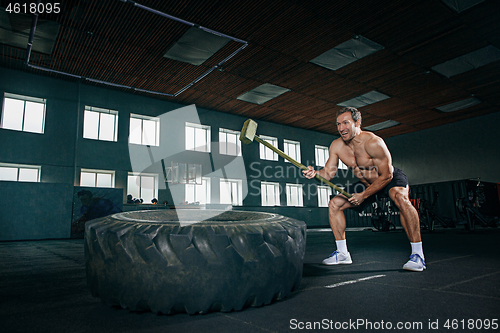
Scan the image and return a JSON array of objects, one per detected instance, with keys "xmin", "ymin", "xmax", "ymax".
[{"xmin": 1, "ymin": 226, "xmax": 499, "ymax": 333}]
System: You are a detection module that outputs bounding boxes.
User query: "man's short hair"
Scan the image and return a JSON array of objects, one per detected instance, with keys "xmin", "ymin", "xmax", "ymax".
[{"xmin": 337, "ymin": 107, "xmax": 362, "ymax": 123}]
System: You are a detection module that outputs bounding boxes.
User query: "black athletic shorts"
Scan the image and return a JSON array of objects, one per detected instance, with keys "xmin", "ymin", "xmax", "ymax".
[{"xmin": 333, "ymin": 167, "xmax": 410, "ymax": 211}]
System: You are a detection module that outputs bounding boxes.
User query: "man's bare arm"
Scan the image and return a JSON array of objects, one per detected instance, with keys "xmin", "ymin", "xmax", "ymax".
[{"xmin": 303, "ymin": 142, "xmax": 339, "ymax": 180}]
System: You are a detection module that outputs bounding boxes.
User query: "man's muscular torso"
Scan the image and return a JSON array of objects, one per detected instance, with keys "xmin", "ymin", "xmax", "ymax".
[{"xmin": 331, "ymin": 131, "xmax": 393, "ymax": 186}]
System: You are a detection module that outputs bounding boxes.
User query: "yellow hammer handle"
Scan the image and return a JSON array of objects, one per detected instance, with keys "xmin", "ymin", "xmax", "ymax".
[{"xmin": 254, "ymin": 135, "xmax": 352, "ymax": 198}]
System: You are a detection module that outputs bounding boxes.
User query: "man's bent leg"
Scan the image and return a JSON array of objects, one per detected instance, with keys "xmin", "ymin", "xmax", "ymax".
[
  {"xmin": 328, "ymin": 195, "xmax": 354, "ymax": 240},
  {"xmin": 389, "ymin": 186, "xmax": 421, "ymax": 243},
  {"xmin": 389, "ymin": 186, "xmax": 426, "ymax": 271},
  {"xmin": 323, "ymin": 195, "xmax": 355, "ymax": 265}
]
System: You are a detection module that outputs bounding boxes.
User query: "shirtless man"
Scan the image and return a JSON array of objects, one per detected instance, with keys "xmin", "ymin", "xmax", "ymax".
[{"xmin": 303, "ymin": 107, "xmax": 426, "ymax": 272}]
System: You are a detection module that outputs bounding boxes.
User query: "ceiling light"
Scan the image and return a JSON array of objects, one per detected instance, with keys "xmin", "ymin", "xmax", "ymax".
[
  {"xmin": 441, "ymin": 0, "xmax": 485, "ymax": 13},
  {"xmin": 432, "ymin": 45, "xmax": 500, "ymax": 77},
  {"xmin": 436, "ymin": 97, "xmax": 481, "ymax": 112},
  {"xmin": 337, "ymin": 91, "xmax": 390, "ymax": 108},
  {"xmin": 237, "ymin": 84, "xmax": 290, "ymax": 105},
  {"xmin": 164, "ymin": 26, "xmax": 230, "ymax": 65},
  {"xmin": 363, "ymin": 120, "xmax": 400, "ymax": 132},
  {"xmin": 310, "ymin": 35, "xmax": 384, "ymax": 71}
]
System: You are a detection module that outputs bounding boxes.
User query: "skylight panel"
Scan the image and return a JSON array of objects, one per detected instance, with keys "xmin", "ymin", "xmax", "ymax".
[
  {"xmin": 0, "ymin": 10, "xmax": 61, "ymax": 54},
  {"xmin": 436, "ymin": 97, "xmax": 481, "ymax": 112},
  {"xmin": 310, "ymin": 36, "xmax": 384, "ymax": 71},
  {"xmin": 337, "ymin": 91, "xmax": 390, "ymax": 108},
  {"xmin": 441, "ymin": 0, "xmax": 485, "ymax": 13},
  {"xmin": 363, "ymin": 120, "xmax": 400, "ymax": 132},
  {"xmin": 432, "ymin": 46, "xmax": 500, "ymax": 78},
  {"xmin": 163, "ymin": 27, "xmax": 230, "ymax": 66},
  {"xmin": 237, "ymin": 83, "xmax": 290, "ymax": 105}
]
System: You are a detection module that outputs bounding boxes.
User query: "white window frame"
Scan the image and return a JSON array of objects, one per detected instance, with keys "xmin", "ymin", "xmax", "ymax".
[
  {"xmin": 127, "ymin": 172, "xmax": 159, "ymax": 203},
  {"xmin": 219, "ymin": 128, "xmax": 241, "ymax": 156},
  {"xmin": 259, "ymin": 135, "xmax": 278, "ymax": 161},
  {"xmin": 129, "ymin": 114, "xmax": 160, "ymax": 146},
  {"xmin": 83, "ymin": 106, "xmax": 118, "ymax": 142},
  {"xmin": 185, "ymin": 122, "xmax": 211, "ymax": 152},
  {"xmin": 286, "ymin": 183, "xmax": 304, "ymax": 207},
  {"xmin": 80, "ymin": 169, "xmax": 115, "ymax": 188},
  {"xmin": 185, "ymin": 177, "xmax": 211, "ymax": 204},
  {"xmin": 261, "ymin": 181, "xmax": 281, "ymax": 206},
  {"xmin": 315, "ymin": 145, "xmax": 329, "ymax": 167},
  {"xmin": 284, "ymin": 139, "xmax": 301, "ymax": 163},
  {"xmin": 318, "ymin": 185, "xmax": 332, "ymax": 207},
  {"xmin": 219, "ymin": 178, "xmax": 243, "ymax": 206},
  {"xmin": 1, "ymin": 93, "xmax": 46, "ymax": 134},
  {"xmin": 0, "ymin": 162, "xmax": 41, "ymax": 182}
]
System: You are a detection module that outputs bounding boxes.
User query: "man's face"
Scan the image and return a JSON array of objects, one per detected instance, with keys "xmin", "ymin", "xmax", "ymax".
[{"xmin": 336, "ymin": 112, "xmax": 360, "ymax": 142}]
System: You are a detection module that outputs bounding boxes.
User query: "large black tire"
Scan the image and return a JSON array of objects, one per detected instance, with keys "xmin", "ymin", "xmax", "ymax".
[{"xmin": 84, "ymin": 210, "xmax": 306, "ymax": 314}]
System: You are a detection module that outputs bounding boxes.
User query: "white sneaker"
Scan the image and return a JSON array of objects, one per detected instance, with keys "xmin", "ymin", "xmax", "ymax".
[
  {"xmin": 403, "ymin": 254, "xmax": 426, "ymax": 272},
  {"xmin": 322, "ymin": 250, "xmax": 352, "ymax": 265}
]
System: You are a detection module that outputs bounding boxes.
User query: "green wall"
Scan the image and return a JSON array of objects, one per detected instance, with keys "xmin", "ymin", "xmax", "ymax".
[{"xmin": 1, "ymin": 67, "xmax": 498, "ymax": 240}]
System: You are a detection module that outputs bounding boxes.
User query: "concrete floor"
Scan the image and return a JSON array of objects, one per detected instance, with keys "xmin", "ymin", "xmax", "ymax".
[{"xmin": 1, "ymin": 226, "xmax": 499, "ymax": 333}]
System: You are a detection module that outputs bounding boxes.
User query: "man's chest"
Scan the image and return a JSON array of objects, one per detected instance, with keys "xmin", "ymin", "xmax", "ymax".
[{"xmin": 337, "ymin": 146, "xmax": 374, "ymax": 169}]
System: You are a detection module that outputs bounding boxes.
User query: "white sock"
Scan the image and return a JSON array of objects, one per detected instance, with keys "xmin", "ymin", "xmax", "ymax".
[
  {"xmin": 336, "ymin": 239, "xmax": 348, "ymax": 254},
  {"xmin": 411, "ymin": 242, "xmax": 424, "ymax": 260}
]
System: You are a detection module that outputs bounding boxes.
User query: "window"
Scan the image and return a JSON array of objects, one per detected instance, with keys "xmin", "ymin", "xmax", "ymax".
[
  {"xmin": 80, "ymin": 169, "xmax": 115, "ymax": 188},
  {"xmin": 219, "ymin": 179, "xmax": 243, "ymax": 206},
  {"xmin": 219, "ymin": 128, "xmax": 241, "ymax": 156},
  {"xmin": 0, "ymin": 163, "xmax": 40, "ymax": 182},
  {"xmin": 127, "ymin": 173, "xmax": 158, "ymax": 203},
  {"xmin": 83, "ymin": 106, "xmax": 118, "ymax": 142},
  {"xmin": 261, "ymin": 181, "xmax": 280, "ymax": 206},
  {"xmin": 318, "ymin": 185, "xmax": 332, "ymax": 207},
  {"xmin": 284, "ymin": 139, "xmax": 301, "ymax": 163},
  {"xmin": 286, "ymin": 183, "xmax": 303, "ymax": 207},
  {"xmin": 1, "ymin": 93, "xmax": 46, "ymax": 134},
  {"xmin": 129, "ymin": 114, "xmax": 160, "ymax": 146},
  {"xmin": 259, "ymin": 135, "xmax": 278, "ymax": 161},
  {"xmin": 185, "ymin": 177, "xmax": 211, "ymax": 204},
  {"xmin": 315, "ymin": 145, "xmax": 329, "ymax": 167},
  {"xmin": 315, "ymin": 144, "xmax": 348, "ymax": 170},
  {"xmin": 186, "ymin": 122, "xmax": 211, "ymax": 152}
]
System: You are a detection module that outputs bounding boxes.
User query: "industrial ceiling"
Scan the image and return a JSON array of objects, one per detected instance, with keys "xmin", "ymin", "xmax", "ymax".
[{"xmin": 1, "ymin": 0, "xmax": 499, "ymax": 138}]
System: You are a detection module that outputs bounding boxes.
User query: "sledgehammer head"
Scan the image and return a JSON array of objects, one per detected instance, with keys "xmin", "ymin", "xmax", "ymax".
[{"xmin": 239, "ymin": 119, "xmax": 258, "ymax": 144}]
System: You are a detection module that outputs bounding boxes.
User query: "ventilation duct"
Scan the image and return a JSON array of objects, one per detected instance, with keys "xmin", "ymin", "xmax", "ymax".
[
  {"xmin": 363, "ymin": 120, "xmax": 400, "ymax": 131},
  {"xmin": 164, "ymin": 27, "xmax": 231, "ymax": 66},
  {"xmin": 310, "ymin": 35, "xmax": 384, "ymax": 71},
  {"xmin": 337, "ymin": 91, "xmax": 390, "ymax": 108},
  {"xmin": 237, "ymin": 84, "xmax": 290, "ymax": 105},
  {"xmin": 436, "ymin": 97, "xmax": 481, "ymax": 112},
  {"xmin": 0, "ymin": 9, "xmax": 60, "ymax": 54},
  {"xmin": 441, "ymin": 0, "xmax": 485, "ymax": 13},
  {"xmin": 432, "ymin": 46, "xmax": 500, "ymax": 78}
]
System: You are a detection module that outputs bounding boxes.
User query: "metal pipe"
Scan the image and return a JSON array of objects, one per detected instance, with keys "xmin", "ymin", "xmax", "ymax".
[
  {"xmin": 27, "ymin": 64, "xmax": 82, "ymax": 79},
  {"xmin": 26, "ymin": 0, "xmax": 249, "ymax": 98},
  {"xmin": 25, "ymin": 0, "xmax": 42, "ymax": 64},
  {"xmin": 174, "ymin": 42, "xmax": 248, "ymax": 96}
]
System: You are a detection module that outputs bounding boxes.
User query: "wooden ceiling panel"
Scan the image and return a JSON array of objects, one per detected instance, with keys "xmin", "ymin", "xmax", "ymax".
[{"xmin": 1, "ymin": 0, "xmax": 498, "ymax": 138}]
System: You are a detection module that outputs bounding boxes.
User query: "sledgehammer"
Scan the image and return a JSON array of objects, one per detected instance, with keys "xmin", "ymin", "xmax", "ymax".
[{"xmin": 239, "ymin": 119, "xmax": 352, "ymax": 198}]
